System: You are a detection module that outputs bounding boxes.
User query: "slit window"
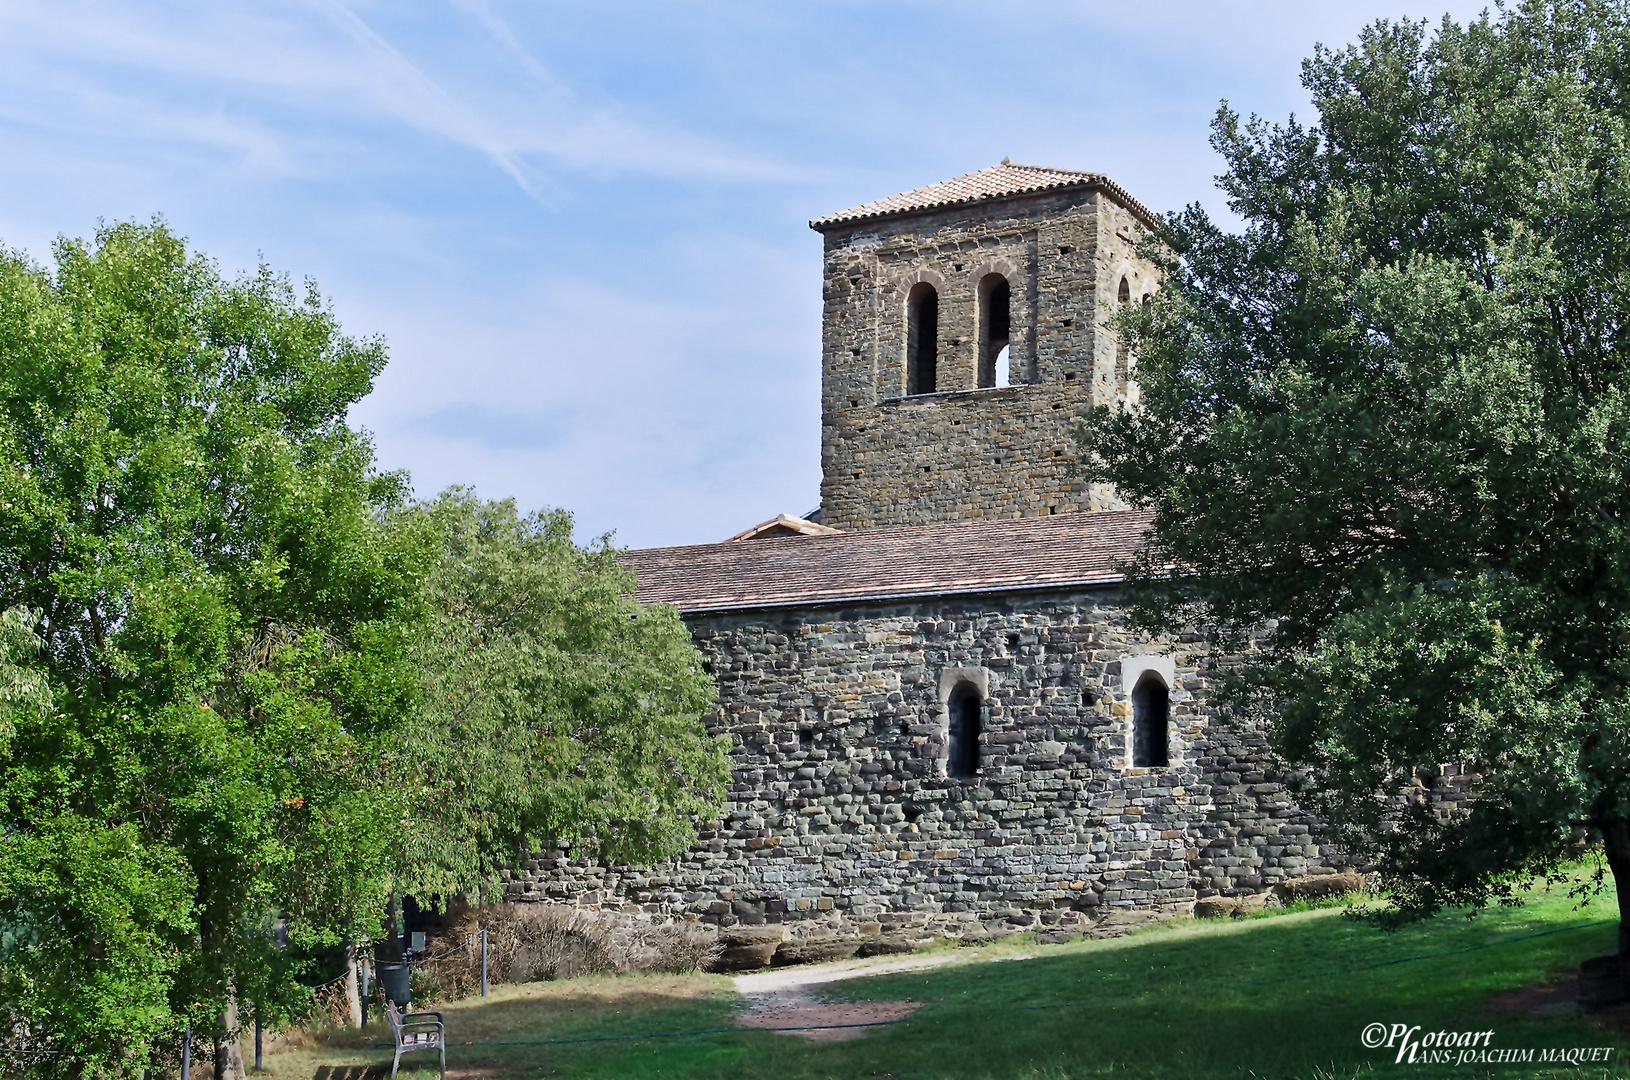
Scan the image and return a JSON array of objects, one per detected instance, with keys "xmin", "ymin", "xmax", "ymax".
[
  {"xmin": 948, "ymin": 681, "xmax": 982, "ymax": 778},
  {"xmin": 978, "ymin": 274, "xmax": 1011, "ymax": 389},
  {"xmin": 907, "ymin": 283, "xmax": 939, "ymax": 395},
  {"xmin": 1131, "ymin": 671, "xmax": 1169, "ymax": 768},
  {"xmin": 1115, "ymin": 277, "xmax": 1131, "ymax": 399}
]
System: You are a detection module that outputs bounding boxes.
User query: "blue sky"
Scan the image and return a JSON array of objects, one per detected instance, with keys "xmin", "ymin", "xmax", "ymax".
[{"xmin": 0, "ymin": 0, "xmax": 1494, "ymax": 548}]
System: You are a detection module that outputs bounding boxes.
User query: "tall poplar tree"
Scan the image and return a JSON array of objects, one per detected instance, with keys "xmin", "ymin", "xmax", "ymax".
[{"xmin": 1083, "ymin": 0, "xmax": 1630, "ymax": 986}]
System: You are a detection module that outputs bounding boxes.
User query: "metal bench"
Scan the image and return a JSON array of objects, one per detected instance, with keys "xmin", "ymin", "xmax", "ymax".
[{"xmin": 383, "ymin": 999, "xmax": 445, "ymax": 1080}]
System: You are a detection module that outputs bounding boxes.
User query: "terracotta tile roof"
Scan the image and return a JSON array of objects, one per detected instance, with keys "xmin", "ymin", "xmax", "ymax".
[
  {"xmin": 623, "ymin": 510, "xmax": 1154, "ymax": 614},
  {"xmin": 811, "ymin": 161, "xmax": 1159, "ymax": 231}
]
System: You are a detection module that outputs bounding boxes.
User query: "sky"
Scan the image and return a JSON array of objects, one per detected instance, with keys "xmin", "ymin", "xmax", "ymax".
[{"xmin": 0, "ymin": 0, "xmax": 1498, "ymax": 549}]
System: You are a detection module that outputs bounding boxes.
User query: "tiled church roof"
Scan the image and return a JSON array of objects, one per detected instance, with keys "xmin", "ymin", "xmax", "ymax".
[
  {"xmin": 810, "ymin": 162, "xmax": 1159, "ymax": 231},
  {"xmin": 623, "ymin": 510, "xmax": 1155, "ymax": 614}
]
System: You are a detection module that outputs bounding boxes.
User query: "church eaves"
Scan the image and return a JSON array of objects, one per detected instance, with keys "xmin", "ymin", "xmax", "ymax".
[{"xmin": 810, "ymin": 161, "xmax": 1160, "ymax": 232}]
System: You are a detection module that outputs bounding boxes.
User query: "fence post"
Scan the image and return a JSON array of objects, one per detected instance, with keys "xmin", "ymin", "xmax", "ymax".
[
  {"xmin": 254, "ymin": 1008, "xmax": 263, "ymax": 1072},
  {"xmin": 180, "ymin": 1023, "xmax": 191, "ymax": 1080},
  {"xmin": 481, "ymin": 929, "xmax": 488, "ymax": 998}
]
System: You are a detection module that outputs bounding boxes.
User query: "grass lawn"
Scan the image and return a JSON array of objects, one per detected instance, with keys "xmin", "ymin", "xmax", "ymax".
[{"xmin": 263, "ymin": 879, "xmax": 1630, "ymax": 1080}]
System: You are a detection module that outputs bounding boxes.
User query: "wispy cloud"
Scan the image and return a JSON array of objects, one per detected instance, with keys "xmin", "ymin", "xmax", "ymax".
[
  {"xmin": 0, "ymin": 0, "xmax": 1497, "ymax": 548},
  {"xmin": 306, "ymin": 0, "xmax": 551, "ymax": 203},
  {"xmin": 445, "ymin": 0, "xmax": 563, "ymax": 92},
  {"xmin": 433, "ymin": 0, "xmax": 791, "ymax": 182},
  {"xmin": 0, "ymin": 0, "xmax": 786, "ymax": 201}
]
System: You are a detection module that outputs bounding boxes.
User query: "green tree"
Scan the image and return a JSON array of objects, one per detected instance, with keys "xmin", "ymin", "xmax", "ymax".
[
  {"xmin": 390, "ymin": 489, "xmax": 727, "ymax": 903},
  {"xmin": 1082, "ymin": 0, "xmax": 1630, "ymax": 983},
  {"xmin": 0, "ymin": 220, "xmax": 426, "ymax": 1076}
]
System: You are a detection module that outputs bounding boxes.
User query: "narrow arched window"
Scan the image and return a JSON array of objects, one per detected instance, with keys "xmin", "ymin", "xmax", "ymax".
[
  {"xmin": 947, "ymin": 682, "xmax": 982, "ymax": 778},
  {"xmin": 977, "ymin": 274, "xmax": 1011, "ymax": 389},
  {"xmin": 1115, "ymin": 277, "xmax": 1132, "ymax": 399},
  {"xmin": 1131, "ymin": 671, "xmax": 1169, "ymax": 768},
  {"xmin": 906, "ymin": 283, "xmax": 939, "ymax": 395}
]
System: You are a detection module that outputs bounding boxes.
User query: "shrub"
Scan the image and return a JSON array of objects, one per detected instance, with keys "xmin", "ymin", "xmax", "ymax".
[
  {"xmin": 410, "ymin": 904, "xmax": 719, "ymax": 1002},
  {"xmin": 616, "ymin": 919, "xmax": 722, "ymax": 975}
]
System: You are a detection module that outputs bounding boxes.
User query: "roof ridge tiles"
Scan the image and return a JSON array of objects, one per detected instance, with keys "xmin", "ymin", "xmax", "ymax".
[{"xmin": 810, "ymin": 161, "xmax": 1158, "ymax": 231}]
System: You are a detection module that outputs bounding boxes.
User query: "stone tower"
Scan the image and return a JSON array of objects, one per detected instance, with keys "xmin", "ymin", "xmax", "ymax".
[{"xmin": 810, "ymin": 162, "xmax": 1161, "ymax": 532}]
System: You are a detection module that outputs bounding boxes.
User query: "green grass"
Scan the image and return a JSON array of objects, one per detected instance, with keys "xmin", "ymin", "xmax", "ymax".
[{"xmin": 264, "ymin": 879, "xmax": 1630, "ymax": 1080}]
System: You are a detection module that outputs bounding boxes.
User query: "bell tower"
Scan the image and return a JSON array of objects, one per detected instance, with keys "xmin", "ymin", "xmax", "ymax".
[{"xmin": 810, "ymin": 162, "xmax": 1160, "ymax": 533}]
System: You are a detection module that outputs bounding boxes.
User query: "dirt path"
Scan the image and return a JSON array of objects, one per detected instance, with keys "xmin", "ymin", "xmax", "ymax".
[{"xmin": 733, "ymin": 950, "xmax": 1032, "ymax": 1041}]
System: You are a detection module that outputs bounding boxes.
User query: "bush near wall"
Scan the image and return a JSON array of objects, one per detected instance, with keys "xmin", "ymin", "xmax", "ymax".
[{"xmin": 411, "ymin": 905, "xmax": 721, "ymax": 1002}]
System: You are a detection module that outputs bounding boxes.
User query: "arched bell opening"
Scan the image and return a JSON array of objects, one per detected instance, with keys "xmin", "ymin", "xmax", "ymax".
[
  {"xmin": 906, "ymin": 282, "xmax": 940, "ymax": 395},
  {"xmin": 977, "ymin": 273, "xmax": 1011, "ymax": 389}
]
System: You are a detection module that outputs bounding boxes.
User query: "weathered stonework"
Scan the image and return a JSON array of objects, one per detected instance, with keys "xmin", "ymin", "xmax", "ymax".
[
  {"xmin": 508, "ymin": 168, "xmax": 1357, "ymax": 959},
  {"xmin": 816, "ymin": 185, "xmax": 1159, "ymax": 532},
  {"xmin": 508, "ymin": 589, "xmax": 1352, "ymax": 946}
]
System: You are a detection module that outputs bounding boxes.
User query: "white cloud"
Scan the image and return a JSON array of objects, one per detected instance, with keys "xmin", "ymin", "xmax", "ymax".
[
  {"xmin": 0, "ymin": 0, "xmax": 1516, "ymax": 547},
  {"xmin": 0, "ymin": 0, "xmax": 785, "ymax": 198},
  {"xmin": 313, "ymin": 0, "xmax": 559, "ymax": 203},
  {"xmin": 339, "ymin": 227, "xmax": 820, "ymax": 547}
]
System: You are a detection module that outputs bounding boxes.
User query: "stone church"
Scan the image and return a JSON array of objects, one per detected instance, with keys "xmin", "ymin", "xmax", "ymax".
[{"xmin": 511, "ymin": 163, "xmax": 1351, "ymax": 963}]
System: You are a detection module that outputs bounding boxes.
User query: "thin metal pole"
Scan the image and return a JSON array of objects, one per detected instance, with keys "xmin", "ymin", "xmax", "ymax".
[
  {"xmin": 481, "ymin": 929, "xmax": 488, "ymax": 998},
  {"xmin": 180, "ymin": 1023, "xmax": 191, "ymax": 1080},
  {"xmin": 254, "ymin": 1008, "xmax": 263, "ymax": 1072},
  {"xmin": 360, "ymin": 957, "xmax": 370, "ymax": 1029}
]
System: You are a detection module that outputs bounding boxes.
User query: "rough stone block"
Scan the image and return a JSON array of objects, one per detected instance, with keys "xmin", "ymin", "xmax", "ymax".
[
  {"xmin": 773, "ymin": 939, "xmax": 862, "ymax": 966},
  {"xmin": 1193, "ymin": 896, "xmax": 1238, "ymax": 919},
  {"xmin": 1273, "ymin": 872, "xmax": 1364, "ymax": 902},
  {"xmin": 857, "ymin": 933, "xmax": 933, "ymax": 957},
  {"xmin": 709, "ymin": 924, "xmax": 787, "ymax": 972}
]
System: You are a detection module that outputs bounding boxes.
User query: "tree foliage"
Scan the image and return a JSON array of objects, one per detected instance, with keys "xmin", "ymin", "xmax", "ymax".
[
  {"xmin": 391, "ymin": 490, "xmax": 727, "ymax": 901},
  {"xmin": 0, "ymin": 221, "xmax": 732, "ymax": 1074},
  {"xmin": 1081, "ymin": 0, "xmax": 1630, "ymax": 948},
  {"xmin": 0, "ymin": 220, "xmax": 425, "ymax": 1076}
]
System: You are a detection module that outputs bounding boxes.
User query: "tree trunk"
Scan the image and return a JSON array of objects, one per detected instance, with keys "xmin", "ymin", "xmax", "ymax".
[
  {"xmin": 1601, "ymin": 821, "xmax": 1630, "ymax": 999},
  {"xmin": 342, "ymin": 941, "xmax": 362, "ymax": 1027},
  {"xmin": 379, "ymin": 896, "xmax": 404, "ymax": 963},
  {"xmin": 213, "ymin": 975, "xmax": 245, "ymax": 1080}
]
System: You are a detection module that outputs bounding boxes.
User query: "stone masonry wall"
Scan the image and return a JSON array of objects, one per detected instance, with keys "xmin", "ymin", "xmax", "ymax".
[
  {"xmin": 816, "ymin": 189, "xmax": 1160, "ymax": 532},
  {"xmin": 505, "ymin": 587, "xmax": 1351, "ymax": 948}
]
